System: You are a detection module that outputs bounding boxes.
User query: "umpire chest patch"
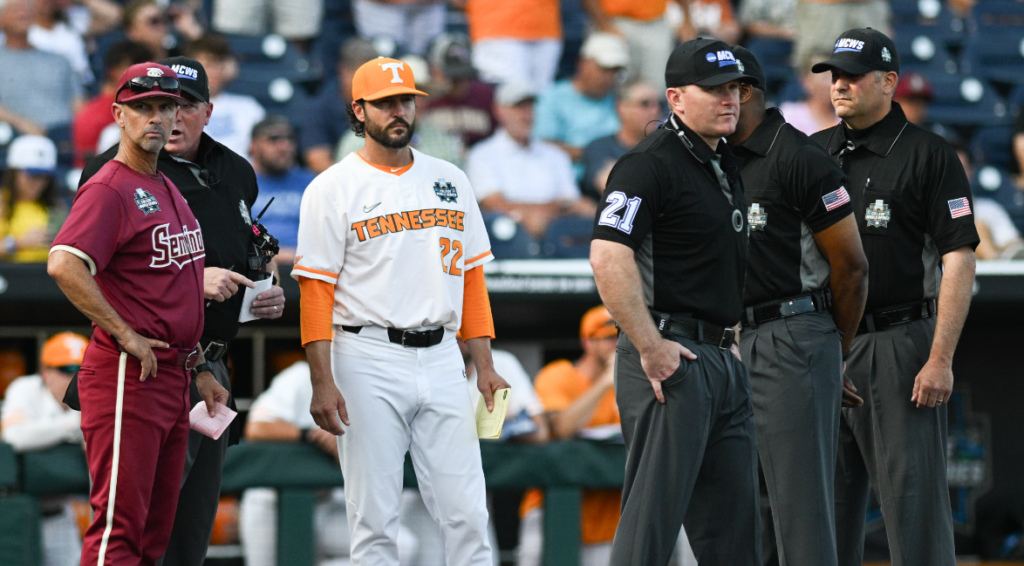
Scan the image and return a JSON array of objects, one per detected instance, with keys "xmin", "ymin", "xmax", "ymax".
[
  {"xmin": 434, "ymin": 179, "xmax": 458, "ymax": 203},
  {"xmin": 866, "ymin": 199, "xmax": 891, "ymax": 228},
  {"xmin": 748, "ymin": 203, "xmax": 767, "ymax": 231},
  {"xmin": 134, "ymin": 188, "xmax": 160, "ymax": 215}
]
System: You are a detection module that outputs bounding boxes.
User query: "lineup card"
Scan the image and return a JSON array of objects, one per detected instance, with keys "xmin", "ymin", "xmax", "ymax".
[
  {"xmin": 189, "ymin": 401, "xmax": 237, "ymax": 440},
  {"xmin": 476, "ymin": 388, "xmax": 511, "ymax": 439}
]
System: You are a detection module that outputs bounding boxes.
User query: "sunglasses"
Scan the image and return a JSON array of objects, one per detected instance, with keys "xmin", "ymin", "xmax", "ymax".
[
  {"xmin": 631, "ymin": 99, "xmax": 661, "ymax": 108},
  {"xmin": 119, "ymin": 76, "xmax": 181, "ymax": 97},
  {"xmin": 50, "ymin": 364, "xmax": 81, "ymax": 375}
]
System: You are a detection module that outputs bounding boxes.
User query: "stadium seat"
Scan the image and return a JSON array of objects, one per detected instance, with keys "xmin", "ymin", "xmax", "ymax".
[
  {"xmin": 893, "ymin": 27, "xmax": 959, "ymax": 75},
  {"xmin": 961, "ymin": 29, "xmax": 1024, "ymax": 87},
  {"xmin": 984, "ymin": 173, "xmax": 1024, "ymax": 234},
  {"xmin": 541, "ymin": 217, "xmax": 595, "ymax": 259},
  {"xmin": 924, "ymin": 75, "xmax": 1009, "ymax": 127},
  {"xmin": 971, "ymin": 126, "xmax": 1015, "ymax": 168},
  {"xmin": 485, "ymin": 215, "xmax": 540, "ymax": 260},
  {"xmin": 228, "ymin": 34, "xmax": 323, "ymax": 86},
  {"xmin": 971, "ymin": 0, "xmax": 1024, "ymax": 29}
]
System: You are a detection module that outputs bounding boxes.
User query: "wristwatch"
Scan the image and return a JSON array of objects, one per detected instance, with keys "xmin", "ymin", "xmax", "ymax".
[{"xmin": 191, "ymin": 361, "xmax": 214, "ymax": 379}]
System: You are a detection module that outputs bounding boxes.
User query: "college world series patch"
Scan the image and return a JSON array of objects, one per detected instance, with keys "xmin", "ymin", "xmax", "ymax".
[
  {"xmin": 434, "ymin": 179, "xmax": 458, "ymax": 203},
  {"xmin": 134, "ymin": 188, "xmax": 160, "ymax": 214}
]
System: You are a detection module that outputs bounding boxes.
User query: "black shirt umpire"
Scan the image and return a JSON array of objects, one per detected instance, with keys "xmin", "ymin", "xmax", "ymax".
[
  {"xmin": 591, "ymin": 38, "xmax": 759, "ymax": 566},
  {"xmin": 810, "ymin": 29, "xmax": 979, "ymax": 566},
  {"xmin": 726, "ymin": 46, "xmax": 868, "ymax": 566},
  {"xmin": 79, "ymin": 56, "xmax": 287, "ymax": 566}
]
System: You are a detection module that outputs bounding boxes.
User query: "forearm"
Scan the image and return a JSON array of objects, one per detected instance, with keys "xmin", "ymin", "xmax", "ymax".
[
  {"xmin": 2, "ymin": 414, "xmax": 82, "ymax": 452},
  {"xmin": 0, "ymin": 103, "xmax": 43, "ymax": 135},
  {"xmin": 82, "ymin": 0, "xmax": 123, "ymax": 35},
  {"xmin": 305, "ymin": 339, "xmax": 334, "ymax": 386},
  {"xmin": 465, "ymin": 337, "xmax": 495, "ymax": 373},
  {"xmin": 47, "ymin": 251, "xmax": 134, "ymax": 340},
  {"xmin": 550, "ymin": 384, "xmax": 612, "ymax": 439},
  {"xmin": 244, "ymin": 420, "xmax": 302, "ymax": 442},
  {"xmin": 829, "ymin": 262, "xmax": 868, "ymax": 353},
  {"xmin": 930, "ymin": 247, "xmax": 976, "ymax": 363},
  {"xmin": 591, "ymin": 240, "xmax": 661, "ymax": 353}
]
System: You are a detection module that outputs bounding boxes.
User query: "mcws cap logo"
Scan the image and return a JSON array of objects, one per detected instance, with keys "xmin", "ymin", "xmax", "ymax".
[
  {"xmin": 705, "ymin": 50, "xmax": 738, "ymax": 67},
  {"xmin": 834, "ymin": 38, "xmax": 866, "ymax": 53},
  {"xmin": 170, "ymin": 64, "xmax": 199, "ymax": 80}
]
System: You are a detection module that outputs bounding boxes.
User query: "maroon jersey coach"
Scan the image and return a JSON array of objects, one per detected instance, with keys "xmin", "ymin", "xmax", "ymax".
[{"xmin": 47, "ymin": 62, "xmax": 228, "ymax": 566}]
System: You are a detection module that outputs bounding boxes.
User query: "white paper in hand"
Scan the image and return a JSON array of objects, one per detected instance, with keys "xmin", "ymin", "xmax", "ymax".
[
  {"xmin": 238, "ymin": 273, "xmax": 274, "ymax": 323},
  {"xmin": 189, "ymin": 401, "xmax": 237, "ymax": 440}
]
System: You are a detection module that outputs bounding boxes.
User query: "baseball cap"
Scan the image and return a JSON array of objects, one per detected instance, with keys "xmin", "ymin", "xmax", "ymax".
[
  {"xmin": 351, "ymin": 57, "xmax": 429, "ymax": 102},
  {"xmin": 581, "ymin": 32, "xmax": 630, "ymax": 69},
  {"xmin": 428, "ymin": 33, "xmax": 476, "ymax": 81},
  {"xmin": 251, "ymin": 115, "xmax": 294, "ymax": 139},
  {"xmin": 41, "ymin": 332, "xmax": 89, "ymax": 370},
  {"xmin": 6, "ymin": 135, "xmax": 57, "ymax": 174},
  {"xmin": 666, "ymin": 38, "xmax": 755, "ymax": 88},
  {"xmin": 580, "ymin": 306, "xmax": 617, "ymax": 340},
  {"xmin": 160, "ymin": 56, "xmax": 210, "ymax": 103},
  {"xmin": 894, "ymin": 71, "xmax": 933, "ymax": 101},
  {"xmin": 812, "ymin": 28, "xmax": 899, "ymax": 75},
  {"xmin": 115, "ymin": 62, "xmax": 188, "ymax": 104},
  {"xmin": 731, "ymin": 45, "xmax": 766, "ymax": 91},
  {"xmin": 495, "ymin": 81, "xmax": 537, "ymax": 107}
]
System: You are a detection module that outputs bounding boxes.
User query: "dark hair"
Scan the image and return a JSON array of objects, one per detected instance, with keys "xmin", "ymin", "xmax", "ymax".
[
  {"xmin": 346, "ymin": 100, "xmax": 366, "ymax": 138},
  {"xmin": 123, "ymin": 0, "xmax": 158, "ymax": 29},
  {"xmin": 184, "ymin": 34, "xmax": 234, "ymax": 62},
  {"xmin": 0, "ymin": 169, "xmax": 62, "ymax": 227},
  {"xmin": 104, "ymin": 40, "xmax": 153, "ymax": 79}
]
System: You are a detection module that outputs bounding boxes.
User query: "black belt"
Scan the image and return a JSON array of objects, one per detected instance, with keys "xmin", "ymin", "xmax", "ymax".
[
  {"xmin": 743, "ymin": 289, "xmax": 831, "ymax": 329},
  {"xmin": 341, "ymin": 325, "xmax": 445, "ymax": 348},
  {"xmin": 652, "ymin": 311, "xmax": 737, "ymax": 350},
  {"xmin": 858, "ymin": 299, "xmax": 935, "ymax": 334},
  {"xmin": 200, "ymin": 339, "xmax": 229, "ymax": 362}
]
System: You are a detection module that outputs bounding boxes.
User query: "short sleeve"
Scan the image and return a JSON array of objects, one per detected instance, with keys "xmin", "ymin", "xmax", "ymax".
[
  {"xmin": 291, "ymin": 176, "xmax": 345, "ymax": 284},
  {"xmin": 533, "ymin": 361, "xmax": 578, "ymax": 412},
  {"xmin": 550, "ymin": 145, "xmax": 581, "ymax": 201},
  {"xmin": 466, "ymin": 143, "xmax": 501, "ymax": 201},
  {"xmin": 786, "ymin": 143, "xmax": 853, "ymax": 233},
  {"xmin": 923, "ymin": 144, "xmax": 981, "ymax": 255},
  {"xmin": 533, "ymin": 88, "xmax": 564, "ymax": 142},
  {"xmin": 50, "ymin": 183, "xmax": 135, "ymax": 275},
  {"xmin": 459, "ymin": 171, "xmax": 493, "ymax": 270},
  {"xmin": 591, "ymin": 153, "xmax": 664, "ymax": 250}
]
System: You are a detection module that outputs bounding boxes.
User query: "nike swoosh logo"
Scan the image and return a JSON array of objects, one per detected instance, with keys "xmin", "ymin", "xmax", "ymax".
[
  {"xmin": 391, "ymin": 168, "xmax": 401, "ymax": 172},
  {"xmin": 363, "ymin": 203, "xmax": 381, "ymax": 213}
]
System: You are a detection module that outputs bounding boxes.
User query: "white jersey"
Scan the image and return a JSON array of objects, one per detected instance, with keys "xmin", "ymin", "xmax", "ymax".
[
  {"xmin": 247, "ymin": 361, "xmax": 317, "ymax": 429},
  {"xmin": 292, "ymin": 148, "xmax": 493, "ymax": 331},
  {"xmin": 1, "ymin": 374, "xmax": 83, "ymax": 452}
]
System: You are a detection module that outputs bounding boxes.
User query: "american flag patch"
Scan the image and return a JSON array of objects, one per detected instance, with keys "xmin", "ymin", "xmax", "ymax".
[
  {"xmin": 822, "ymin": 186, "xmax": 851, "ymax": 211},
  {"xmin": 948, "ymin": 198, "xmax": 972, "ymax": 218}
]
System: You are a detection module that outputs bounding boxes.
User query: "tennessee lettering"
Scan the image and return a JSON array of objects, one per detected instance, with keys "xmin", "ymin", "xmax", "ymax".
[
  {"xmin": 351, "ymin": 208, "xmax": 465, "ymax": 241},
  {"xmin": 150, "ymin": 223, "xmax": 206, "ymax": 268}
]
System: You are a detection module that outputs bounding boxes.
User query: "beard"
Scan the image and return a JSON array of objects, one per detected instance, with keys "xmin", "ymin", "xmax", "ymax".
[{"xmin": 365, "ymin": 116, "xmax": 415, "ymax": 149}]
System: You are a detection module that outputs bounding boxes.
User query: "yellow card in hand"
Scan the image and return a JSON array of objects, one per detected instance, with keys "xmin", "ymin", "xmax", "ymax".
[{"xmin": 476, "ymin": 387, "xmax": 511, "ymax": 439}]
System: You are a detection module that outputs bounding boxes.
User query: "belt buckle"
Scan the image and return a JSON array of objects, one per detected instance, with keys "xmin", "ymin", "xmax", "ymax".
[
  {"xmin": 400, "ymin": 330, "xmax": 411, "ymax": 347},
  {"xmin": 719, "ymin": 327, "xmax": 735, "ymax": 349},
  {"xmin": 202, "ymin": 340, "xmax": 227, "ymax": 361},
  {"xmin": 184, "ymin": 347, "xmax": 200, "ymax": 372}
]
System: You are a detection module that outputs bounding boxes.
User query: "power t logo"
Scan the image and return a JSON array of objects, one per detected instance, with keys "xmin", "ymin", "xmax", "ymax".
[{"xmin": 150, "ymin": 223, "xmax": 206, "ymax": 268}]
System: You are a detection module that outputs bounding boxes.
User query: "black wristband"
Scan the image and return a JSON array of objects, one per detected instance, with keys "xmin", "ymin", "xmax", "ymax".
[
  {"xmin": 842, "ymin": 351, "xmax": 851, "ymax": 361},
  {"xmin": 299, "ymin": 428, "xmax": 311, "ymax": 443},
  {"xmin": 190, "ymin": 361, "xmax": 214, "ymax": 379}
]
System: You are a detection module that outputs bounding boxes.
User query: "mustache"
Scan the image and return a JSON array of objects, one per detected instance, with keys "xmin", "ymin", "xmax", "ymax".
[
  {"xmin": 388, "ymin": 118, "xmax": 411, "ymax": 129},
  {"xmin": 144, "ymin": 125, "xmax": 167, "ymax": 136}
]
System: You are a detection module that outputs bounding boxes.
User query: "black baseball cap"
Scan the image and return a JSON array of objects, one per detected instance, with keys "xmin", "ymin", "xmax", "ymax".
[
  {"xmin": 811, "ymin": 28, "xmax": 899, "ymax": 75},
  {"xmin": 730, "ymin": 45, "xmax": 765, "ymax": 91},
  {"xmin": 160, "ymin": 56, "xmax": 210, "ymax": 103},
  {"xmin": 666, "ymin": 38, "xmax": 757, "ymax": 88}
]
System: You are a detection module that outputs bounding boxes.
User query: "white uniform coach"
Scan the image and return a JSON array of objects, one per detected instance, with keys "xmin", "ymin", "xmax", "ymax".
[{"xmin": 292, "ymin": 57, "xmax": 509, "ymax": 566}]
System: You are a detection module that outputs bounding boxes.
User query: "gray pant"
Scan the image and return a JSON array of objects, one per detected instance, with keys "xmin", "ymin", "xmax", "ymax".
[
  {"xmin": 157, "ymin": 358, "xmax": 233, "ymax": 566},
  {"xmin": 741, "ymin": 311, "xmax": 842, "ymax": 566},
  {"xmin": 610, "ymin": 331, "xmax": 760, "ymax": 566},
  {"xmin": 835, "ymin": 317, "xmax": 955, "ymax": 566}
]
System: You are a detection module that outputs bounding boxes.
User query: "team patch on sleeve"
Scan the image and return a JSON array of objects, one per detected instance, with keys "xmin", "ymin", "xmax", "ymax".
[
  {"xmin": 948, "ymin": 197, "xmax": 972, "ymax": 218},
  {"xmin": 822, "ymin": 186, "xmax": 851, "ymax": 211}
]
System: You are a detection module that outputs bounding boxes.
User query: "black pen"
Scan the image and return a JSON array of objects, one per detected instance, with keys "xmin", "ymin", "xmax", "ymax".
[{"xmin": 205, "ymin": 264, "xmax": 235, "ymax": 308}]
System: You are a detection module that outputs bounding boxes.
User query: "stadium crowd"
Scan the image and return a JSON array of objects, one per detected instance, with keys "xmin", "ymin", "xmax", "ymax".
[{"xmin": 2, "ymin": 0, "xmax": 1024, "ymax": 564}]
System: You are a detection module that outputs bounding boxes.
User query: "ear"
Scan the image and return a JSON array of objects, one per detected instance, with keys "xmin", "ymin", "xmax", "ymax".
[
  {"xmin": 112, "ymin": 103, "xmax": 124, "ymax": 128},
  {"xmin": 738, "ymin": 83, "xmax": 754, "ymax": 105},
  {"xmin": 352, "ymin": 100, "xmax": 367, "ymax": 123},
  {"xmin": 204, "ymin": 101, "xmax": 213, "ymax": 126},
  {"xmin": 883, "ymin": 72, "xmax": 899, "ymax": 96},
  {"xmin": 666, "ymin": 86, "xmax": 685, "ymax": 116}
]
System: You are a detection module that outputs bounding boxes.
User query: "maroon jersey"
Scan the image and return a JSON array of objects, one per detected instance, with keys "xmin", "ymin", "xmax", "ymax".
[{"xmin": 52, "ymin": 160, "xmax": 206, "ymax": 349}]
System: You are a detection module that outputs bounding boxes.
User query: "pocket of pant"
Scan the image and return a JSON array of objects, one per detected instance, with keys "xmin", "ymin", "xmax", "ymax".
[{"xmin": 662, "ymin": 357, "xmax": 696, "ymax": 388}]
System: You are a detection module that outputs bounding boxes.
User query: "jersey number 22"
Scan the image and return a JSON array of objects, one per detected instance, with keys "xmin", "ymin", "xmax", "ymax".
[{"xmin": 439, "ymin": 238, "xmax": 463, "ymax": 276}]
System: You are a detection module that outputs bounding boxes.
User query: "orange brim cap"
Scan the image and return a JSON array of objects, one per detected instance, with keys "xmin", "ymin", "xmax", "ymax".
[{"xmin": 352, "ymin": 57, "xmax": 429, "ymax": 102}]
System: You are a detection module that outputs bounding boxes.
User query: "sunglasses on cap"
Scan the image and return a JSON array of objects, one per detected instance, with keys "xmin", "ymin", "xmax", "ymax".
[
  {"xmin": 119, "ymin": 76, "xmax": 181, "ymax": 97},
  {"xmin": 49, "ymin": 364, "xmax": 81, "ymax": 375}
]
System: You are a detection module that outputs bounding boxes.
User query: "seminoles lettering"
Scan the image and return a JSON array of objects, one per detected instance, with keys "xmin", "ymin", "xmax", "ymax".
[
  {"xmin": 150, "ymin": 223, "xmax": 206, "ymax": 268},
  {"xmin": 351, "ymin": 208, "xmax": 465, "ymax": 242}
]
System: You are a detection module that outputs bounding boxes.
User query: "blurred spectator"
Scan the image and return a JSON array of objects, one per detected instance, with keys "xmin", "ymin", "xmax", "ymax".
[
  {"xmin": 467, "ymin": 82, "xmax": 593, "ymax": 238},
  {"xmin": 739, "ymin": 0, "xmax": 796, "ymax": 40},
  {"xmin": 581, "ymin": 0, "xmax": 676, "ymax": 91},
  {"xmin": 421, "ymin": 32, "xmax": 497, "ymax": 148},
  {"xmin": 29, "ymin": 0, "xmax": 97, "ymax": 86},
  {"xmin": 239, "ymin": 360, "xmax": 428, "ymax": 566},
  {"xmin": 517, "ymin": 306, "xmax": 622, "ymax": 566},
  {"xmin": 461, "ymin": 338, "xmax": 548, "ymax": 443},
  {"xmin": 185, "ymin": 34, "xmax": 266, "ymax": 160},
  {"xmin": 212, "ymin": 0, "xmax": 323, "ymax": 42},
  {"xmin": 1013, "ymin": 109, "xmax": 1024, "ymax": 190},
  {"xmin": 0, "ymin": 0, "xmax": 83, "ymax": 136},
  {"xmin": 534, "ymin": 32, "xmax": 627, "ymax": 164},
  {"xmin": 0, "ymin": 135, "xmax": 66, "ymax": 262},
  {"xmin": 464, "ymin": 0, "xmax": 562, "ymax": 91},
  {"xmin": 581, "ymin": 80, "xmax": 662, "ymax": 200},
  {"xmin": 352, "ymin": 0, "xmax": 444, "ymax": 55},
  {"xmin": 71, "ymin": 40, "xmax": 152, "ymax": 167},
  {"xmin": 681, "ymin": 0, "xmax": 741, "ymax": 44},
  {"xmin": 1, "ymin": 332, "xmax": 89, "ymax": 566},
  {"xmin": 302, "ymin": 37, "xmax": 378, "ymax": 173},
  {"xmin": 122, "ymin": 0, "xmax": 203, "ymax": 62},
  {"xmin": 778, "ymin": 50, "xmax": 839, "ymax": 136},
  {"xmin": 249, "ymin": 115, "xmax": 314, "ymax": 265},
  {"xmin": 894, "ymin": 71, "xmax": 934, "ymax": 127},
  {"xmin": 792, "ymin": 0, "xmax": 890, "ymax": 74},
  {"xmin": 953, "ymin": 142, "xmax": 1024, "ymax": 260}
]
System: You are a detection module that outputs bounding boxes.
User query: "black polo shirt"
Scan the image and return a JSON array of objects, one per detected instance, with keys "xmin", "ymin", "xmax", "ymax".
[
  {"xmin": 592, "ymin": 113, "xmax": 748, "ymax": 327},
  {"xmin": 80, "ymin": 133, "xmax": 259, "ymax": 342},
  {"xmin": 810, "ymin": 102, "xmax": 979, "ymax": 312},
  {"xmin": 732, "ymin": 108, "xmax": 852, "ymax": 306}
]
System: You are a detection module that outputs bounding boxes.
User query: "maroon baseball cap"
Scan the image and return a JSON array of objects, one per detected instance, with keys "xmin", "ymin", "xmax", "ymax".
[{"xmin": 115, "ymin": 62, "xmax": 188, "ymax": 104}]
